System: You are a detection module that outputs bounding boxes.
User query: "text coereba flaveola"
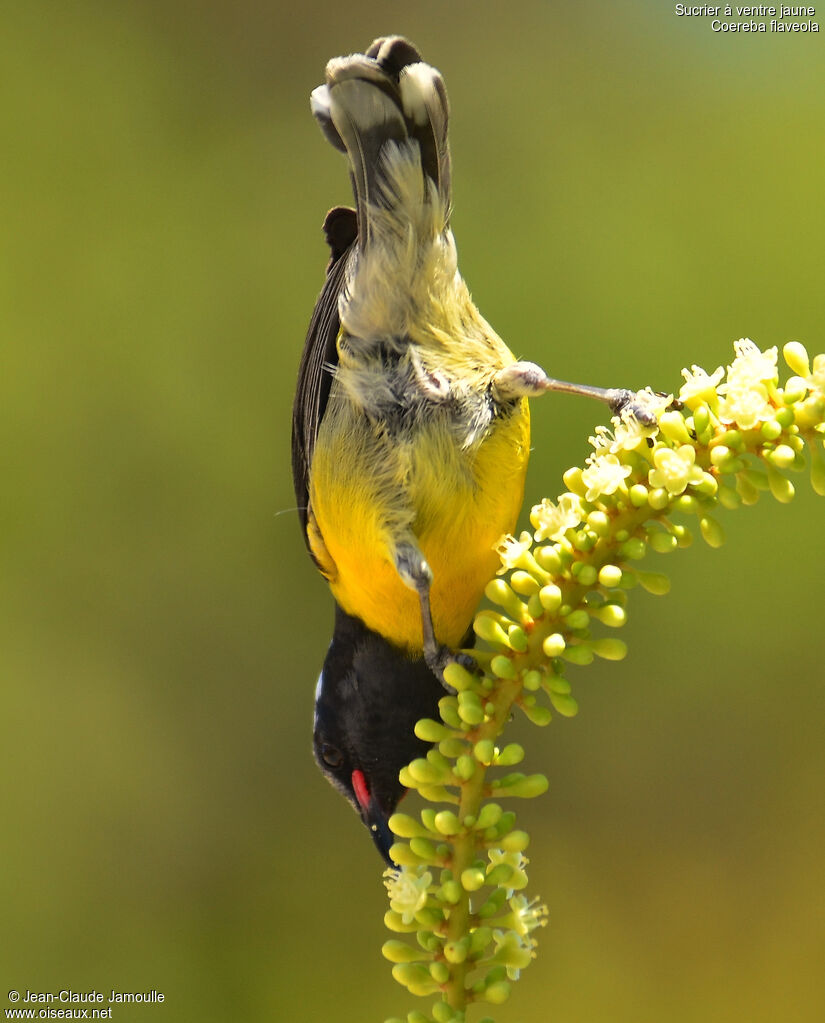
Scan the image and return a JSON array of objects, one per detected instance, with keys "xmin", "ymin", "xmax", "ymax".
[{"xmin": 292, "ymin": 36, "xmax": 643, "ymax": 862}]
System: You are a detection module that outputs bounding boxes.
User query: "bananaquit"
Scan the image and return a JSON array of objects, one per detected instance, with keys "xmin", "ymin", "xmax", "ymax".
[{"xmin": 292, "ymin": 37, "xmax": 640, "ymax": 862}]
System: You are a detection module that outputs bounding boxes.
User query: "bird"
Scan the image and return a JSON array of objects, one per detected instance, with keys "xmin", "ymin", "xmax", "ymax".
[{"xmin": 292, "ymin": 36, "xmax": 642, "ymax": 863}]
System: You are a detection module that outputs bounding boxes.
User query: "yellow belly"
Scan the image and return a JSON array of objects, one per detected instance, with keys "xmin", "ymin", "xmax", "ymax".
[{"xmin": 308, "ymin": 397, "xmax": 531, "ymax": 651}]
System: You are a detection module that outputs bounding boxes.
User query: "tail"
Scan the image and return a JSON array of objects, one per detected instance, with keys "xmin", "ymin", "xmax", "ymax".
[{"xmin": 310, "ymin": 36, "xmax": 451, "ymax": 245}]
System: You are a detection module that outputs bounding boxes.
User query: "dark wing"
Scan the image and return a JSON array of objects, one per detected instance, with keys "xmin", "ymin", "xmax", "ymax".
[{"xmin": 291, "ymin": 206, "xmax": 358, "ymax": 545}]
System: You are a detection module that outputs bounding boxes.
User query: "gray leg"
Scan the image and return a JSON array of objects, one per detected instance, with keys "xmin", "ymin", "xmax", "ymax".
[
  {"xmin": 493, "ymin": 361, "xmax": 657, "ymax": 426},
  {"xmin": 395, "ymin": 541, "xmax": 470, "ymax": 688}
]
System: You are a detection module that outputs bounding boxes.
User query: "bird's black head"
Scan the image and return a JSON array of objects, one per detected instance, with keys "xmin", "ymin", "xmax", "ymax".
[{"xmin": 313, "ymin": 605, "xmax": 445, "ymax": 864}]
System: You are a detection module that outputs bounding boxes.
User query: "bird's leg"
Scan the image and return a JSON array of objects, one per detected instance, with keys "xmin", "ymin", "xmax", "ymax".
[
  {"xmin": 394, "ymin": 541, "xmax": 473, "ymax": 689},
  {"xmin": 492, "ymin": 361, "xmax": 658, "ymax": 426}
]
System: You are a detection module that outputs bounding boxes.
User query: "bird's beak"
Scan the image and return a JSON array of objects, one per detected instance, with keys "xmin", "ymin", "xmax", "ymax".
[
  {"xmin": 364, "ymin": 803, "xmax": 395, "ymax": 865},
  {"xmin": 351, "ymin": 768, "xmax": 396, "ymax": 865}
]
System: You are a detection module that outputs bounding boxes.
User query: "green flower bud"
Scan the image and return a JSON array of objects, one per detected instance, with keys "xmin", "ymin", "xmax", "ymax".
[
  {"xmin": 473, "ymin": 614, "xmax": 511, "ymax": 649},
  {"xmin": 546, "ymin": 675, "xmax": 571, "ymax": 694},
  {"xmin": 717, "ymin": 484, "xmax": 741, "ymax": 510},
  {"xmin": 709, "ymin": 444, "xmax": 731, "ymax": 467},
  {"xmin": 563, "ymin": 466, "xmax": 587, "ymax": 496},
  {"xmin": 391, "ymin": 963, "xmax": 440, "ymax": 996},
  {"xmin": 473, "ymin": 804, "xmax": 502, "ymax": 832},
  {"xmin": 619, "ymin": 536, "xmax": 647, "ymax": 560},
  {"xmin": 735, "ymin": 472, "xmax": 760, "ymax": 506},
  {"xmin": 534, "ymin": 544, "xmax": 563, "ymax": 573},
  {"xmin": 783, "ymin": 376, "xmax": 809, "ymax": 404},
  {"xmin": 420, "ymin": 808, "xmax": 437, "ymax": 832},
  {"xmin": 469, "ymin": 925, "xmax": 495, "ymax": 957},
  {"xmin": 389, "ymin": 843, "xmax": 427, "ymax": 867},
  {"xmin": 692, "ymin": 404, "xmax": 713, "ymax": 443},
  {"xmin": 519, "ymin": 701, "xmax": 553, "ymax": 725},
  {"xmin": 499, "ymin": 829, "xmax": 530, "ymax": 852},
  {"xmin": 564, "ymin": 608, "xmax": 590, "ymax": 630},
  {"xmin": 442, "ymin": 938, "xmax": 470, "ymax": 966},
  {"xmin": 809, "ymin": 445, "xmax": 825, "ymax": 496},
  {"xmin": 483, "ymin": 980, "xmax": 512, "ymax": 1005},
  {"xmin": 461, "ymin": 867, "xmax": 487, "ymax": 891},
  {"xmin": 659, "ymin": 410, "xmax": 692, "ymax": 445},
  {"xmin": 415, "ymin": 718, "xmax": 452, "ymax": 743},
  {"xmin": 647, "ymin": 487, "xmax": 670, "ymax": 511},
  {"xmin": 439, "ymin": 737, "xmax": 469, "ymax": 759},
  {"xmin": 496, "ymin": 743, "xmax": 525, "ymax": 766},
  {"xmin": 586, "ymin": 509, "xmax": 610, "ymax": 535},
  {"xmin": 429, "ymin": 961, "xmax": 449, "ymax": 985},
  {"xmin": 769, "ymin": 444, "xmax": 796, "ymax": 469},
  {"xmin": 635, "ymin": 570, "xmax": 671, "ymax": 595},
  {"xmin": 760, "ymin": 419, "xmax": 783, "ymax": 441},
  {"xmin": 486, "ymin": 863, "xmax": 515, "ymax": 886},
  {"xmin": 443, "ymin": 661, "xmax": 479, "ymax": 694},
  {"xmin": 767, "ymin": 465, "xmax": 794, "ymax": 504},
  {"xmin": 418, "ymin": 785, "xmax": 455, "ymax": 804},
  {"xmin": 549, "ymin": 692, "xmax": 579, "ymax": 717},
  {"xmin": 539, "ymin": 583, "xmax": 563, "ymax": 612},
  {"xmin": 629, "ymin": 483, "xmax": 649, "ymax": 507},
  {"xmin": 409, "ymin": 836, "xmax": 439, "ymax": 861},
  {"xmin": 407, "ymin": 757, "xmax": 449, "ymax": 786},
  {"xmin": 485, "ymin": 579, "xmax": 527, "ymax": 620},
  {"xmin": 495, "ymin": 773, "xmax": 549, "ymax": 798},
  {"xmin": 592, "ymin": 603, "xmax": 627, "ymax": 627},
  {"xmin": 390, "ymin": 814, "xmax": 429, "ymax": 839},
  {"xmin": 438, "ymin": 696, "xmax": 463, "ymax": 729},
  {"xmin": 457, "ymin": 692, "xmax": 485, "ymax": 727},
  {"xmin": 572, "ymin": 562, "xmax": 597, "ymax": 586},
  {"xmin": 649, "ymin": 531, "xmax": 677, "ymax": 554},
  {"xmin": 414, "ymin": 906, "xmax": 444, "ymax": 928},
  {"xmin": 454, "ymin": 754, "xmax": 477, "ymax": 780},
  {"xmin": 522, "ymin": 668, "xmax": 543, "ymax": 691},
  {"xmin": 571, "ymin": 528, "xmax": 597, "ymax": 552},
  {"xmin": 562, "ymin": 643, "xmax": 594, "ymax": 666},
  {"xmin": 438, "ymin": 880, "xmax": 463, "ymax": 905},
  {"xmin": 592, "ymin": 637, "xmax": 628, "ymax": 660},
  {"xmin": 775, "ymin": 405, "xmax": 796, "ymax": 428},
  {"xmin": 495, "ymin": 811, "xmax": 517, "ymax": 835},
  {"xmin": 382, "ymin": 940, "xmax": 426, "ymax": 964},
  {"xmin": 509, "ymin": 570, "xmax": 540, "ymax": 595},
  {"xmin": 474, "ymin": 739, "xmax": 496, "ymax": 765},
  {"xmin": 699, "ymin": 515, "xmax": 725, "ymax": 548},
  {"xmin": 408, "ymin": 1011, "xmax": 433, "ymax": 1023},
  {"xmin": 491, "ymin": 654, "xmax": 517, "ymax": 679},
  {"xmin": 432, "ymin": 810, "xmax": 461, "ymax": 836},
  {"xmin": 542, "ymin": 632, "xmax": 566, "ymax": 657},
  {"xmin": 784, "ymin": 340, "xmax": 811, "ymax": 377},
  {"xmin": 693, "ymin": 472, "xmax": 718, "ymax": 496},
  {"xmin": 385, "ymin": 910, "xmax": 420, "ymax": 933},
  {"xmin": 597, "ymin": 563, "xmax": 623, "ymax": 588}
]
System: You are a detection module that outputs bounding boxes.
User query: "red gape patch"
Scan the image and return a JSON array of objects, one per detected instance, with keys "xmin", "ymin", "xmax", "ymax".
[{"xmin": 351, "ymin": 769, "xmax": 370, "ymax": 811}]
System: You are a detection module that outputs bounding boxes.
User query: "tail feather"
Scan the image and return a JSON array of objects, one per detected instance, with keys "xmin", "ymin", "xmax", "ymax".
[{"xmin": 311, "ymin": 37, "xmax": 451, "ymax": 244}]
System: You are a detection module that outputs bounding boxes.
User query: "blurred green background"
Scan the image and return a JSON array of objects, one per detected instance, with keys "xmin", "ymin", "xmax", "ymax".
[{"xmin": 2, "ymin": 2, "xmax": 823, "ymax": 1020}]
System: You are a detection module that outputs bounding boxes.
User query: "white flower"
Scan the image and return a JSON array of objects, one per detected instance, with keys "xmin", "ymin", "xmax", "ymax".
[
  {"xmin": 580, "ymin": 453, "xmax": 632, "ymax": 502},
  {"xmin": 647, "ymin": 444, "xmax": 704, "ymax": 495},
  {"xmin": 383, "ymin": 866, "xmax": 432, "ymax": 925},
  {"xmin": 494, "ymin": 531, "xmax": 533, "ymax": 573},
  {"xmin": 725, "ymin": 339, "xmax": 778, "ymax": 388},
  {"xmin": 718, "ymin": 381, "xmax": 774, "ymax": 429},
  {"xmin": 678, "ymin": 364, "xmax": 724, "ymax": 408},
  {"xmin": 530, "ymin": 493, "xmax": 583, "ymax": 542},
  {"xmin": 507, "ymin": 894, "xmax": 548, "ymax": 938},
  {"xmin": 588, "ymin": 423, "xmax": 614, "ymax": 455}
]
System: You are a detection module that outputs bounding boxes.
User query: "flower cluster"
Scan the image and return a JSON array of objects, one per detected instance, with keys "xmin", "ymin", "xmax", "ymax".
[{"xmin": 384, "ymin": 340, "xmax": 825, "ymax": 1023}]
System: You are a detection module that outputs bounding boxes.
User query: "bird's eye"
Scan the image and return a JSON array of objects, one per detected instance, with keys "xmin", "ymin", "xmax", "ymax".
[{"xmin": 320, "ymin": 743, "xmax": 343, "ymax": 768}]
